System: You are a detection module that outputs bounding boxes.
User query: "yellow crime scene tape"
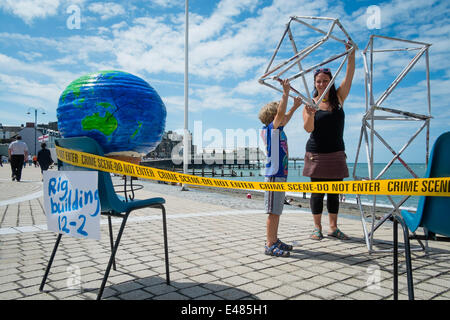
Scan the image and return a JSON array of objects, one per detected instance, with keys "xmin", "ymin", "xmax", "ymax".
[{"xmin": 55, "ymin": 146, "xmax": 450, "ymax": 197}]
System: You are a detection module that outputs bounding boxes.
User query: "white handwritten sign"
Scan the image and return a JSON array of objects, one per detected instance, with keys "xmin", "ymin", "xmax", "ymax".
[{"xmin": 44, "ymin": 171, "xmax": 100, "ymax": 240}]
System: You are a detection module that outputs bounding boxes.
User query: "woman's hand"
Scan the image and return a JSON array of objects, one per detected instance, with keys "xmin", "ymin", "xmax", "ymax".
[
  {"xmin": 302, "ymin": 104, "xmax": 316, "ymax": 133},
  {"xmin": 304, "ymin": 104, "xmax": 316, "ymax": 116}
]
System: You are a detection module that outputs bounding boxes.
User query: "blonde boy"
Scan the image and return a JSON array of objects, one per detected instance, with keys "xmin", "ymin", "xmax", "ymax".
[{"xmin": 258, "ymin": 79, "xmax": 302, "ymax": 257}]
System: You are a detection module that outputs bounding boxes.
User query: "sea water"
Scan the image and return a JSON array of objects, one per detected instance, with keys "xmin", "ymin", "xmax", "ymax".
[{"xmin": 214, "ymin": 162, "xmax": 427, "ymax": 209}]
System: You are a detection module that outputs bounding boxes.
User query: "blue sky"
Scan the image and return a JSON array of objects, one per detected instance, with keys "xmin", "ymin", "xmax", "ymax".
[{"xmin": 0, "ymin": 0, "xmax": 449, "ymax": 163}]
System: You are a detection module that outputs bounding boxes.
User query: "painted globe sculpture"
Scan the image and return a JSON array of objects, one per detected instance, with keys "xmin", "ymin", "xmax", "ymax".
[{"xmin": 57, "ymin": 70, "xmax": 166, "ymax": 157}]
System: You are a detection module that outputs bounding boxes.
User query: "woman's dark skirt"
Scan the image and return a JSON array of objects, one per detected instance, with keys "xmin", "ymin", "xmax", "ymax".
[{"xmin": 302, "ymin": 150, "xmax": 349, "ymax": 179}]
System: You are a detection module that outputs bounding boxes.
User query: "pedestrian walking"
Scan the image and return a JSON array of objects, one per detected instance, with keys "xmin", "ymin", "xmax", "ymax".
[
  {"xmin": 37, "ymin": 143, "xmax": 54, "ymax": 177},
  {"xmin": 8, "ymin": 135, "xmax": 29, "ymax": 182}
]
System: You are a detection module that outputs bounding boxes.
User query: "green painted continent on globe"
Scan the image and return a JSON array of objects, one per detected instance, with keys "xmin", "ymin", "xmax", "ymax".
[
  {"xmin": 131, "ymin": 121, "xmax": 142, "ymax": 139},
  {"xmin": 60, "ymin": 71, "xmax": 123, "ymax": 103},
  {"xmin": 60, "ymin": 73, "xmax": 97, "ymax": 103},
  {"xmin": 81, "ymin": 111, "xmax": 118, "ymax": 137}
]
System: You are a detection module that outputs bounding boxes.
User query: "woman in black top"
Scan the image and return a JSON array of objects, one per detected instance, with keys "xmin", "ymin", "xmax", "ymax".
[{"xmin": 302, "ymin": 42, "xmax": 355, "ymax": 240}]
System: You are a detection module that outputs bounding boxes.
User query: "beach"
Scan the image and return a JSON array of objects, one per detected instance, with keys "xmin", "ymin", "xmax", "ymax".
[{"xmin": 142, "ymin": 180, "xmax": 398, "ymax": 220}]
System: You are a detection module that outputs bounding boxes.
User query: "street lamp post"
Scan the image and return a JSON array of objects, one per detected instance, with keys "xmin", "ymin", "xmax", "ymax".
[{"xmin": 27, "ymin": 108, "xmax": 46, "ymax": 156}]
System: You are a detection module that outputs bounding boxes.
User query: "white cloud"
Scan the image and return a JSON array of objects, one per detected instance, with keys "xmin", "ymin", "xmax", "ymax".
[
  {"xmin": 0, "ymin": 73, "xmax": 61, "ymax": 112},
  {"xmin": 233, "ymin": 77, "xmax": 269, "ymax": 96},
  {"xmin": 108, "ymin": 0, "xmax": 332, "ymax": 81},
  {"xmin": 118, "ymin": 0, "xmax": 265, "ymax": 79},
  {"xmin": 88, "ymin": 2, "xmax": 125, "ymax": 20},
  {"xmin": 191, "ymin": 85, "xmax": 256, "ymax": 113},
  {"xmin": 189, "ymin": 0, "xmax": 259, "ymax": 43},
  {"xmin": 379, "ymin": 0, "xmax": 441, "ymax": 29},
  {"xmin": 151, "ymin": 0, "xmax": 183, "ymax": 8},
  {"xmin": 17, "ymin": 51, "xmax": 43, "ymax": 61},
  {"xmin": 0, "ymin": 32, "xmax": 59, "ymax": 47},
  {"xmin": 0, "ymin": 0, "xmax": 60, "ymax": 24},
  {"xmin": 0, "ymin": 0, "xmax": 349, "ymax": 86},
  {"xmin": 0, "ymin": 53, "xmax": 74, "ymax": 82}
]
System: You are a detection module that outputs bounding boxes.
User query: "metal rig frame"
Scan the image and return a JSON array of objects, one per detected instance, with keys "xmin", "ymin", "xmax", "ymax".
[
  {"xmin": 354, "ymin": 35, "xmax": 432, "ymax": 253},
  {"xmin": 258, "ymin": 16, "xmax": 357, "ymax": 109}
]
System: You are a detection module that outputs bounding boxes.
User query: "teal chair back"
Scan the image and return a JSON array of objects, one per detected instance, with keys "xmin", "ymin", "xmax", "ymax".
[
  {"xmin": 401, "ymin": 131, "xmax": 450, "ymax": 237},
  {"xmin": 55, "ymin": 137, "xmax": 127, "ymax": 214}
]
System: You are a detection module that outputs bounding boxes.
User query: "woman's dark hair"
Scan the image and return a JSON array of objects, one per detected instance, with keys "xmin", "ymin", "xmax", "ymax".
[
  {"xmin": 41, "ymin": 143, "xmax": 47, "ymax": 149},
  {"xmin": 312, "ymin": 70, "xmax": 340, "ymax": 110}
]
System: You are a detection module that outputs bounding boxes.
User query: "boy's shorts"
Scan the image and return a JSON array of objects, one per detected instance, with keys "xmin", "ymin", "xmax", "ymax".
[{"xmin": 264, "ymin": 176, "xmax": 286, "ymax": 215}]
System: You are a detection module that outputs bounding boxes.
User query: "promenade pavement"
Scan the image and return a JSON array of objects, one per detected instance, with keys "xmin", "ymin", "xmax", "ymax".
[{"xmin": 0, "ymin": 163, "xmax": 449, "ymax": 301}]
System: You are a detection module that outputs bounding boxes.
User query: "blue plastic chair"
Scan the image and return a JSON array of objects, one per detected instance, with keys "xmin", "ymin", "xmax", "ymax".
[
  {"xmin": 40, "ymin": 137, "xmax": 170, "ymax": 300},
  {"xmin": 393, "ymin": 131, "xmax": 450, "ymax": 300}
]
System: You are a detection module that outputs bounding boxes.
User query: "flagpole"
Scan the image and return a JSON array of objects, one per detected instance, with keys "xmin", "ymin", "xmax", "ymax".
[{"xmin": 182, "ymin": 0, "xmax": 189, "ymax": 191}]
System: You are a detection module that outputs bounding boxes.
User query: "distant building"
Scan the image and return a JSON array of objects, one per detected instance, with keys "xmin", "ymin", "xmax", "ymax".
[
  {"xmin": 0, "ymin": 123, "xmax": 25, "ymax": 156},
  {"xmin": 19, "ymin": 123, "xmax": 44, "ymax": 156},
  {"xmin": 0, "ymin": 122, "xmax": 60, "ymax": 160},
  {"xmin": 37, "ymin": 122, "xmax": 61, "ymax": 149},
  {"xmin": 194, "ymin": 147, "xmax": 265, "ymax": 165},
  {"xmin": 146, "ymin": 131, "xmax": 184, "ymax": 159},
  {"xmin": 0, "ymin": 123, "xmax": 23, "ymax": 141}
]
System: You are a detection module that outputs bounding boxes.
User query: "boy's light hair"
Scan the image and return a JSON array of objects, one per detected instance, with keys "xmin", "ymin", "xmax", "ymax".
[{"xmin": 258, "ymin": 101, "xmax": 279, "ymax": 126}]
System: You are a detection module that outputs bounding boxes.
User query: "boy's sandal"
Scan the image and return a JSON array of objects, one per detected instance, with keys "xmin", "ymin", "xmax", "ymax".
[
  {"xmin": 265, "ymin": 243, "xmax": 290, "ymax": 257},
  {"xmin": 310, "ymin": 228, "xmax": 323, "ymax": 240},
  {"xmin": 275, "ymin": 239, "xmax": 293, "ymax": 251},
  {"xmin": 328, "ymin": 228, "xmax": 349, "ymax": 240}
]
